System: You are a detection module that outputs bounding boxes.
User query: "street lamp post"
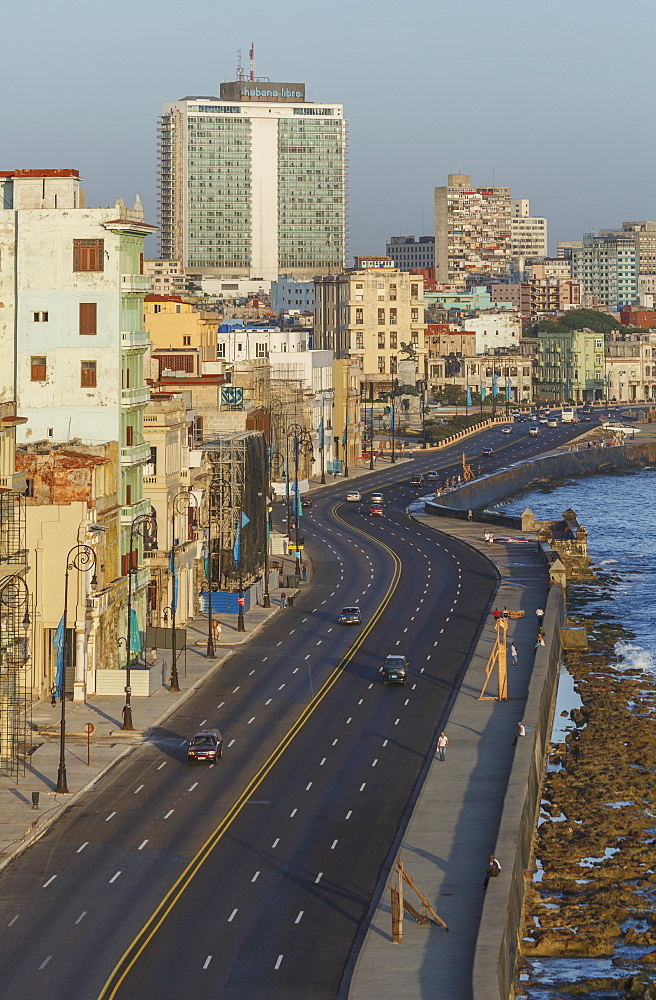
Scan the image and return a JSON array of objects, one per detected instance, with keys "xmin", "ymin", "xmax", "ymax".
[
  {"xmin": 390, "ymin": 379, "xmax": 398, "ymax": 464},
  {"xmin": 55, "ymin": 545, "xmax": 97, "ymax": 793},
  {"xmin": 317, "ymin": 388, "xmax": 334, "ymax": 484},
  {"xmin": 0, "ymin": 573, "xmax": 31, "ymax": 779},
  {"xmin": 369, "ymin": 381, "xmax": 375, "ymax": 469},
  {"xmin": 167, "ymin": 490, "xmax": 198, "ymax": 693},
  {"xmin": 124, "ymin": 512, "xmax": 157, "ymax": 730}
]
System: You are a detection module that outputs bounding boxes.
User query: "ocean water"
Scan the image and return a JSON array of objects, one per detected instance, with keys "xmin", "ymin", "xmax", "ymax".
[{"xmin": 503, "ymin": 470, "xmax": 656, "ymax": 995}]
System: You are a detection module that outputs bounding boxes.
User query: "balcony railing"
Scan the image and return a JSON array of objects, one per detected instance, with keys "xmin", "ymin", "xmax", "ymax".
[
  {"xmin": 121, "ymin": 329, "xmax": 151, "ymax": 349},
  {"xmin": 120, "ymin": 497, "xmax": 153, "ymax": 524},
  {"xmin": 122, "ymin": 274, "xmax": 152, "ymax": 293},
  {"xmin": 120, "ymin": 440, "xmax": 152, "ymax": 467},
  {"xmin": 121, "ymin": 385, "xmax": 151, "ymax": 407}
]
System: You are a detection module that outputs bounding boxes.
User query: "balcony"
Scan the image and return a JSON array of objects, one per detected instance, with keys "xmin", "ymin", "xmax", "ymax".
[
  {"xmin": 122, "ymin": 329, "xmax": 151, "ymax": 349},
  {"xmin": 0, "ymin": 471, "xmax": 27, "ymax": 492},
  {"xmin": 120, "ymin": 497, "xmax": 153, "ymax": 525},
  {"xmin": 121, "ymin": 385, "xmax": 151, "ymax": 407},
  {"xmin": 122, "ymin": 274, "xmax": 152, "ymax": 293},
  {"xmin": 120, "ymin": 440, "xmax": 152, "ymax": 467}
]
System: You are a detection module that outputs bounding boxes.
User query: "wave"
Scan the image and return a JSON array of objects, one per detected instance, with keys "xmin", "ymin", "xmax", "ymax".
[
  {"xmin": 600, "ymin": 559, "xmax": 618, "ymax": 565},
  {"xmin": 613, "ymin": 640, "xmax": 656, "ymax": 674}
]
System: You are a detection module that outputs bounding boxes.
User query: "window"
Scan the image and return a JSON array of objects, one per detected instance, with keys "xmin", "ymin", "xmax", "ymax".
[
  {"xmin": 411, "ymin": 308, "xmax": 419, "ymax": 322},
  {"xmin": 217, "ymin": 343, "xmax": 226, "ymax": 358},
  {"xmin": 411, "ymin": 283, "xmax": 419, "ymax": 299},
  {"xmin": 256, "ymin": 342, "xmax": 268, "ymax": 358},
  {"xmin": 378, "ymin": 334, "xmax": 386, "ymax": 349},
  {"xmin": 125, "ymin": 484, "xmax": 132, "ymax": 507},
  {"xmin": 390, "ymin": 308, "xmax": 397, "ymax": 325},
  {"xmin": 378, "ymin": 356, "xmax": 386, "ymax": 373},
  {"xmin": 31, "ymin": 356, "xmax": 46, "ymax": 381},
  {"xmin": 390, "ymin": 356, "xmax": 398, "ymax": 374},
  {"xmin": 81, "ymin": 361, "xmax": 97, "ymax": 388},
  {"xmin": 126, "ymin": 425, "xmax": 134, "ymax": 446},
  {"xmin": 79, "ymin": 302, "xmax": 97, "ymax": 335},
  {"xmin": 389, "ymin": 285, "xmax": 397, "ymax": 301},
  {"xmin": 183, "ymin": 336, "xmax": 191, "ymax": 346},
  {"xmin": 377, "ymin": 308, "xmax": 385, "ymax": 325},
  {"xmin": 32, "ymin": 311, "xmax": 48, "ymax": 322},
  {"xmin": 389, "ymin": 332, "xmax": 397, "ymax": 350},
  {"xmin": 73, "ymin": 239, "xmax": 104, "ymax": 272},
  {"xmin": 355, "ymin": 307, "xmax": 363, "ymax": 324},
  {"xmin": 153, "ymin": 304, "xmax": 162, "ymax": 313}
]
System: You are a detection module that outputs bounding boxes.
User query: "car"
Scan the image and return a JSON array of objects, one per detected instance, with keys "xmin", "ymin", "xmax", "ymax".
[
  {"xmin": 409, "ymin": 474, "xmax": 424, "ymax": 486},
  {"xmin": 370, "ymin": 492, "xmax": 383, "ymax": 504},
  {"xmin": 579, "ymin": 415, "xmax": 591, "ymax": 422},
  {"xmin": 187, "ymin": 729, "xmax": 223, "ymax": 764},
  {"xmin": 529, "ymin": 414, "xmax": 539, "ymax": 422},
  {"xmin": 339, "ymin": 606, "xmax": 361, "ymax": 625},
  {"xmin": 501, "ymin": 426, "xmax": 512, "ymax": 434},
  {"xmin": 511, "ymin": 409, "xmax": 520, "ymax": 416},
  {"xmin": 369, "ymin": 504, "xmax": 384, "ymax": 516},
  {"xmin": 300, "ymin": 496, "xmax": 312, "ymax": 508},
  {"xmin": 547, "ymin": 419, "xmax": 558, "ymax": 427},
  {"xmin": 481, "ymin": 447, "xmax": 494, "ymax": 456},
  {"xmin": 515, "ymin": 415, "xmax": 528, "ymax": 423},
  {"xmin": 380, "ymin": 654, "xmax": 409, "ymax": 685},
  {"xmin": 539, "ymin": 417, "xmax": 548, "ymax": 424},
  {"xmin": 425, "ymin": 470, "xmax": 439, "ymax": 481},
  {"xmin": 346, "ymin": 491, "xmax": 361, "ymax": 502},
  {"xmin": 529, "ymin": 427, "xmax": 540, "ymax": 437}
]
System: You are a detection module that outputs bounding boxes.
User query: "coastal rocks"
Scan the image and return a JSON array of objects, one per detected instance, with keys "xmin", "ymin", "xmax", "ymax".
[{"xmin": 519, "ymin": 620, "xmax": 656, "ymax": 991}]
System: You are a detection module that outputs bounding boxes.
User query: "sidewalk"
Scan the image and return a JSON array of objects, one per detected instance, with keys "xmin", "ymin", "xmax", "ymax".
[
  {"xmin": 0, "ymin": 577, "xmax": 296, "ymax": 873},
  {"xmin": 348, "ymin": 514, "xmax": 550, "ymax": 1000}
]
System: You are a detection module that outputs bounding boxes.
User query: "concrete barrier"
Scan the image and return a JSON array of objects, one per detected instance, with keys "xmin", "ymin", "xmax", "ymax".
[{"xmin": 473, "ymin": 578, "xmax": 565, "ymax": 1000}]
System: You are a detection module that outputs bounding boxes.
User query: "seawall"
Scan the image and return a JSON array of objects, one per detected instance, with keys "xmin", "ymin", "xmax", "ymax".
[
  {"xmin": 426, "ymin": 442, "xmax": 656, "ymax": 517},
  {"xmin": 473, "ymin": 579, "xmax": 565, "ymax": 1000}
]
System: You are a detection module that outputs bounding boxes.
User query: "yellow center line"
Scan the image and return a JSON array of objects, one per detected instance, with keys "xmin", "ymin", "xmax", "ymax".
[{"xmin": 97, "ymin": 506, "xmax": 402, "ymax": 1000}]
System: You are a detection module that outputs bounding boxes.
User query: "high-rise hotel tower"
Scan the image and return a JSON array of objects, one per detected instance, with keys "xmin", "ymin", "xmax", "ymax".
[{"xmin": 159, "ymin": 78, "xmax": 347, "ymax": 281}]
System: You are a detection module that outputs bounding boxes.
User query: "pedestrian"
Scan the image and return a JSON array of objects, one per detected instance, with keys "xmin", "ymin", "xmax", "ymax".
[
  {"xmin": 212, "ymin": 619, "xmax": 222, "ymax": 644},
  {"xmin": 513, "ymin": 722, "xmax": 526, "ymax": 745},
  {"xmin": 510, "ymin": 642, "xmax": 518, "ymax": 666},
  {"xmin": 280, "ymin": 591, "xmax": 287, "ymax": 609},
  {"xmin": 493, "ymin": 608, "xmax": 501, "ymax": 621},
  {"xmin": 301, "ymin": 563, "xmax": 308, "ymax": 582},
  {"xmin": 467, "ymin": 509, "xmax": 473, "ymax": 521},
  {"xmin": 536, "ymin": 607, "xmax": 544, "ymax": 628},
  {"xmin": 436, "ymin": 731, "xmax": 448, "ymax": 761},
  {"xmin": 502, "ymin": 606, "xmax": 510, "ymax": 618},
  {"xmin": 484, "ymin": 855, "xmax": 501, "ymax": 889},
  {"xmin": 535, "ymin": 633, "xmax": 545, "ymax": 648}
]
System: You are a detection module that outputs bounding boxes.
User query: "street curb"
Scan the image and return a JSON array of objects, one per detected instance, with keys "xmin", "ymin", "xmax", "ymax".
[{"xmin": 0, "ymin": 603, "xmax": 286, "ymax": 875}]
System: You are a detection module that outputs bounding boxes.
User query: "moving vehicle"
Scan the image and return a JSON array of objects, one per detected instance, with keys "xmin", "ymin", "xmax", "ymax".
[
  {"xmin": 529, "ymin": 426, "xmax": 539, "ymax": 437},
  {"xmin": 561, "ymin": 407, "xmax": 577, "ymax": 423},
  {"xmin": 501, "ymin": 426, "xmax": 511, "ymax": 434},
  {"xmin": 425, "ymin": 471, "xmax": 439, "ymax": 481},
  {"xmin": 369, "ymin": 503, "xmax": 384, "ymax": 516},
  {"xmin": 187, "ymin": 729, "xmax": 223, "ymax": 764},
  {"xmin": 409, "ymin": 474, "xmax": 424, "ymax": 486},
  {"xmin": 300, "ymin": 496, "xmax": 312, "ymax": 508},
  {"xmin": 339, "ymin": 606, "xmax": 361, "ymax": 625},
  {"xmin": 547, "ymin": 419, "xmax": 558, "ymax": 427},
  {"xmin": 346, "ymin": 491, "xmax": 361, "ymax": 502},
  {"xmin": 481, "ymin": 447, "xmax": 494, "ymax": 456},
  {"xmin": 370, "ymin": 492, "xmax": 383, "ymax": 504},
  {"xmin": 380, "ymin": 654, "xmax": 409, "ymax": 685}
]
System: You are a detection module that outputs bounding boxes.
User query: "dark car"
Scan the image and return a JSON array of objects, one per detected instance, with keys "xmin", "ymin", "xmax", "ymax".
[
  {"xmin": 481, "ymin": 447, "xmax": 494, "ymax": 456},
  {"xmin": 339, "ymin": 606, "xmax": 361, "ymax": 625},
  {"xmin": 380, "ymin": 654, "xmax": 409, "ymax": 685},
  {"xmin": 409, "ymin": 474, "xmax": 425, "ymax": 486},
  {"xmin": 187, "ymin": 729, "xmax": 223, "ymax": 764},
  {"xmin": 300, "ymin": 496, "xmax": 313, "ymax": 508},
  {"xmin": 369, "ymin": 503, "xmax": 384, "ymax": 516},
  {"xmin": 425, "ymin": 470, "xmax": 439, "ymax": 481}
]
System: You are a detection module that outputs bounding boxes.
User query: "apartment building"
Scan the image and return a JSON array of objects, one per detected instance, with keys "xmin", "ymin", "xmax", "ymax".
[
  {"xmin": 386, "ymin": 236, "xmax": 435, "ymax": 272},
  {"xmin": 313, "ymin": 266, "xmax": 425, "ymax": 387},
  {"xmin": 605, "ymin": 331, "xmax": 656, "ymax": 402},
  {"xmin": 159, "ymin": 77, "xmax": 346, "ymax": 281},
  {"xmin": 511, "ymin": 199, "xmax": 547, "ymax": 260},
  {"xmin": 143, "ymin": 259, "xmax": 187, "ymax": 296},
  {"xmin": 571, "ymin": 235, "xmax": 638, "ymax": 310},
  {"xmin": 434, "ymin": 174, "xmax": 512, "ymax": 288},
  {"xmin": 537, "ymin": 327, "xmax": 606, "ymax": 402}
]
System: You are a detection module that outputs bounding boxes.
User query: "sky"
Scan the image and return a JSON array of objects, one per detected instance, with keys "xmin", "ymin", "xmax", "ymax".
[{"xmin": 2, "ymin": 0, "xmax": 655, "ymax": 260}]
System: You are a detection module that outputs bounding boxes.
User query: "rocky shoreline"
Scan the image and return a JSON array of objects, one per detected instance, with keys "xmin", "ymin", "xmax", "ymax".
[{"xmin": 518, "ymin": 576, "xmax": 656, "ymax": 999}]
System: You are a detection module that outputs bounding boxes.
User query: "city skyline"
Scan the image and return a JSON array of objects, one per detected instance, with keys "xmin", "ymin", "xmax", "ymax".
[{"xmin": 2, "ymin": 0, "xmax": 656, "ymax": 261}]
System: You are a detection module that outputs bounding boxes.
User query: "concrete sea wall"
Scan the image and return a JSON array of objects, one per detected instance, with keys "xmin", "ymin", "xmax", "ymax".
[
  {"xmin": 426, "ymin": 442, "xmax": 656, "ymax": 518},
  {"xmin": 473, "ymin": 580, "xmax": 565, "ymax": 1000}
]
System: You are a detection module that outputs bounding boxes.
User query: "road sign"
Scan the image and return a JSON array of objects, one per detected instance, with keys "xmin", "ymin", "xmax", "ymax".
[{"xmin": 221, "ymin": 386, "xmax": 243, "ymax": 408}]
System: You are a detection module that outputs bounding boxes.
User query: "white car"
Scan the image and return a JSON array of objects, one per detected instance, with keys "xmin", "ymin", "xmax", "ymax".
[
  {"xmin": 346, "ymin": 491, "xmax": 361, "ymax": 502},
  {"xmin": 370, "ymin": 492, "xmax": 383, "ymax": 504},
  {"xmin": 501, "ymin": 426, "xmax": 512, "ymax": 434},
  {"xmin": 529, "ymin": 427, "xmax": 540, "ymax": 437}
]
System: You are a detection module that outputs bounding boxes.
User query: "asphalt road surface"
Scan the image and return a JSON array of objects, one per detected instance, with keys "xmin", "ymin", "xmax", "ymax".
[{"xmin": 0, "ymin": 417, "xmax": 588, "ymax": 1000}]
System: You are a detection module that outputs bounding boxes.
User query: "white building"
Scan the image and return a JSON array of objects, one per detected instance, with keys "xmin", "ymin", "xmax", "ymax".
[
  {"xmin": 270, "ymin": 278, "xmax": 315, "ymax": 315},
  {"xmin": 463, "ymin": 311, "xmax": 522, "ymax": 354},
  {"xmin": 511, "ymin": 199, "xmax": 548, "ymax": 260},
  {"xmin": 159, "ymin": 77, "xmax": 347, "ymax": 281},
  {"xmin": 217, "ymin": 325, "xmax": 308, "ymax": 363}
]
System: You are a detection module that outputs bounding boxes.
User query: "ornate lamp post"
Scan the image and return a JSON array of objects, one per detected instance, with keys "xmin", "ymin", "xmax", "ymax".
[
  {"xmin": 286, "ymin": 424, "xmax": 313, "ymax": 555},
  {"xmin": 0, "ymin": 573, "xmax": 30, "ymax": 779},
  {"xmin": 316, "ymin": 387, "xmax": 334, "ymax": 484},
  {"xmin": 342, "ymin": 387, "xmax": 359, "ymax": 477},
  {"xmin": 55, "ymin": 545, "xmax": 97, "ymax": 793},
  {"xmin": 123, "ymin": 512, "xmax": 157, "ymax": 731},
  {"xmin": 166, "ymin": 490, "xmax": 198, "ymax": 693}
]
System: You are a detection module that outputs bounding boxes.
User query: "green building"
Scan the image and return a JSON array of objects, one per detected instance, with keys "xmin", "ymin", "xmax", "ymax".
[{"xmin": 537, "ymin": 327, "xmax": 606, "ymax": 403}]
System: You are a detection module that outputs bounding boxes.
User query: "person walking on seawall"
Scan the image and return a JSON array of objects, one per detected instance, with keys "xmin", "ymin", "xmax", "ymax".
[
  {"xmin": 484, "ymin": 855, "xmax": 501, "ymax": 889},
  {"xmin": 510, "ymin": 642, "xmax": 518, "ymax": 666},
  {"xmin": 436, "ymin": 732, "xmax": 448, "ymax": 761},
  {"xmin": 493, "ymin": 608, "xmax": 501, "ymax": 621},
  {"xmin": 536, "ymin": 607, "xmax": 544, "ymax": 628},
  {"xmin": 280, "ymin": 592, "xmax": 287, "ymax": 609}
]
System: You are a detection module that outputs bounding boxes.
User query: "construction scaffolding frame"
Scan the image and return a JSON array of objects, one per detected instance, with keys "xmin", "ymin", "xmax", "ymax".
[{"xmin": 0, "ymin": 493, "xmax": 30, "ymax": 781}]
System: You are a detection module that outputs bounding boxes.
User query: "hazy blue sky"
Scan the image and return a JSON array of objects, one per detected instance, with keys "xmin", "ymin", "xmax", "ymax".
[{"xmin": 3, "ymin": 0, "xmax": 654, "ymax": 260}]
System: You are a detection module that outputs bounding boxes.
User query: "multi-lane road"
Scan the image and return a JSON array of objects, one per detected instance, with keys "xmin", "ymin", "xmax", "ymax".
[{"xmin": 0, "ymin": 416, "xmax": 590, "ymax": 1000}]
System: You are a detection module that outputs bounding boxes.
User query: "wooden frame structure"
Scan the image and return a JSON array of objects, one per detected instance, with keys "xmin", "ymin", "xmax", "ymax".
[
  {"xmin": 479, "ymin": 616, "xmax": 508, "ymax": 700},
  {"xmin": 389, "ymin": 858, "xmax": 449, "ymax": 942}
]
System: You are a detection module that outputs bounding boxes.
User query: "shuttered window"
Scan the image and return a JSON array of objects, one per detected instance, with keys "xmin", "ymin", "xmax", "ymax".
[
  {"xmin": 80, "ymin": 361, "xmax": 97, "ymax": 387},
  {"xmin": 31, "ymin": 356, "xmax": 46, "ymax": 381},
  {"xmin": 73, "ymin": 239, "xmax": 104, "ymax": 272},
  {"xmin": 79, "ymin": 302, "xmax": 97, "ymax": 335}
]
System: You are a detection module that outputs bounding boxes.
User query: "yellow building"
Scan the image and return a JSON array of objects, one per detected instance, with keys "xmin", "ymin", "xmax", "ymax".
[{"xmin": 144, "ymin": 295, "xmax": 217, "ymax": 363}]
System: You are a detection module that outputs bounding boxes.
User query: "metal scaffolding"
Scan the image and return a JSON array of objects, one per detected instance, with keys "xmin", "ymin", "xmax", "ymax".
[{"xmin": 0, "ymin": 493, "xmax": 30, "ymax": 780}]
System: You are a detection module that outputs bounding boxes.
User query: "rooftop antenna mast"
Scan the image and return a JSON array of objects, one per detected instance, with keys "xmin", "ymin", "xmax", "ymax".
[
  {"xmin": 236, "ymin": 48, "xmax": 245, "ymax": 81},
  {"xmin": 249, "ymin": 42, "xmax": 255, "ymax": 81}
]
